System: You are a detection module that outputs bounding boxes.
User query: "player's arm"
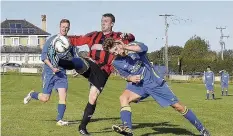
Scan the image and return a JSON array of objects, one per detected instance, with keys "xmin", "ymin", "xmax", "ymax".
[
  {"xmin": 124, "ymin": 42, "xmax": 148, "ymax": 55},
  {"xmin": 113, "ymin": 61, "xmax": 140, "ymax": 83},
  {"xmin": 68, "ymin": 31, "xmax": 97, "ymax": 47},
  {"xmin": 68, "ymin": 35, "xmax": 91, "ymax": 46},
  {"xmin": 118, "ymin": 32, "xmax": 135, "ymax": 42},
  {"xmin": 41, "ymin": 36, "xmax": 59, "ymax": 73}
]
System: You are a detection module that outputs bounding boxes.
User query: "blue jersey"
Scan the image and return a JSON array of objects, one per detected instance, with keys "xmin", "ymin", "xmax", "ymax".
[
  {"xmin": 221, "ymin": 72, "xmax": 229, "ymax": 84},
  {"xmin": 113, "ymin": 42, "xmax": 164, "ymax": 86},
  {"xmin": 41, "ymin": 35, "xmax": 78, "ymax": 75},
  {"xmin": 204, "ymin": 71, "xmax": 214, "ymax": 85}
]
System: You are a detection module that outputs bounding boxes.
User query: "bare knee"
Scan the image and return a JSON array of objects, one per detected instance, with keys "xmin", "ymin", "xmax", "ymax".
[
  {"xmin": 119, "ymin": 94, "xmax": 130, "ymax": 104},
  {"xmin": 171, "ymin": 102, "xmax": 186, "ymax": 113},
  {"xmin": 40, "ymin": 95, "xmax": 50, "ymax": 102}
]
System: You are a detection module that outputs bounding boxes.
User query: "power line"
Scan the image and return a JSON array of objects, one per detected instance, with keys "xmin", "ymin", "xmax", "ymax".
[
  {"xmin": 159, "ymin": 14, "xmax": 173, "ymax": 74},
  {"xmin": 216, "ymin": 27, "xmax": 229, "ymax": 60}
]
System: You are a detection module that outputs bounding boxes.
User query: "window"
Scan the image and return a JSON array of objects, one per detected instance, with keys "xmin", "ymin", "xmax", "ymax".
[
  {"xmin": 12, "ymin": 37, "xmax": 19, "ymax": 46},
  {"xmin": 29, "ymin": 36, "xmax": 38, "ymax": 45},
  {"xmin": 16, "ymin": 24, "xmax": 22, "ymax": 28},
  {"xmin": 9, "ymin": 56, "xmax": 14, "ymax": 61},
  {"xmin": 10, "ymin": 23, "xmax": 15, "ymax": 28},
  {"xmin": 1, "ymin": 56, "xmax": 6, "ymax": 61},
  {"xmin": 20, "ymin": 55, "xmax": 25, "ymax": 61},
  {"xmin": 0, "ymin": 36, "xmax": 2, "ymax": 46},
  {"xmin": 16, "ymin": 56, "xmax": 20, "ymax": 61}
]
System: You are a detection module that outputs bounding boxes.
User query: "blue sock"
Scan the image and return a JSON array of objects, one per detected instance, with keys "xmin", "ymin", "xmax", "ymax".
[
  {"xmin": 221, "ymin": 90, "xmax": 224, "ymax": 96},
  {"xmin": 120, "ymin": 106, "xmax": 132, "ymax": 129},
  {"xmin": 212, "ymin": 93, "xmax": 215, "ymax": 99},
  {"xmin": 57, "ymin": 103, "xmax": 66, "ymax": 121},
  {"xmin": 30, "ymin": 92, "xmax": 40, "ymax": 100},
  {"xmin": 183, "ymin": 108, "xmax": 204, "ymax": 132},
  {"xmin": 72, "ymin": 57, "xmax": 84, "ymax": 70},
  {"xmin": 206, "ymin": 93, "xmax": 209, "ymax": 99}
]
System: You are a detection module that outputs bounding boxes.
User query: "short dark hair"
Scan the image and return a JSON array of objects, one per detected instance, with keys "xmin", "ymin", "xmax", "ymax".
[
  {"xmin": 102, "ymin": 13, "xmax": 115, "ymax": 23},
  {"xmin": 60, "ymin": 19, "xmax": 70, "ymax": 25},
  {"xmin": 207, "ymin": 66, "xmax": 211, "ymax": 69}
]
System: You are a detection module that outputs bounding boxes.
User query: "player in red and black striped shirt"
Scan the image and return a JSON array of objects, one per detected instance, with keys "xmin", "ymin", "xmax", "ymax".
[{"xmin": 67, "ymin": 13, "xmax": 135, "ymax": 135}]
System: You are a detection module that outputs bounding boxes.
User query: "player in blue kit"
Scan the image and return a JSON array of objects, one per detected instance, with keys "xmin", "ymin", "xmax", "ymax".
[
  {"xmin": 219, "ymin": 70, "xmax": 229, "ymax": 96},
  {"xmin": 23, "ymin": 19, "xmax": 77, "ymax": 126},
  {"xmin": 204, "ymin": 66, "xmax": 215, "ymax": 100},
  {"xmin": 103, "ymin": 38, "xmax": 211, "ymax": 136}
]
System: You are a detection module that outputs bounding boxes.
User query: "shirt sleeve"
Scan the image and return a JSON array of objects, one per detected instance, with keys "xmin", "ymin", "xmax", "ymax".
[
  {"xmin": 68, "ymin": 31, "xmax": 97, "ymax": 47},
  {"xmin": 113, "ymin": 60, "xmax": 130, "ymax": 79},
  {"xmin": 41, "ymin": 36, "xmax": 55, "ymax": 61},
  {"xmin": 128, "ymin": 41, "xmax": 148, "ymax": 56}
]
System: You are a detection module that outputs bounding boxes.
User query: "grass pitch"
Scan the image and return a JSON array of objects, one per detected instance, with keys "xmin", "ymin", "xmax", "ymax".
[{"xmin": 1, "ymin": 74, "xmax": 233, "ymax": 136}]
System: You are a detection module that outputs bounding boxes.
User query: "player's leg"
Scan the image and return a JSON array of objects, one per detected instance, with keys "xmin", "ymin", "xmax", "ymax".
[
  {"xmin": 54, "ymin": 75, "xmax": 69, "ymax": 126},
  {"xmin": 205, "ymin": 84, "xmax": 210, "ymax": 100},
  {"xmin": 225, "ymin": 83, "xmax": 228, "ymax": 96},
  {"xmin": 226, "ymin": 86, "xmax": 228, "ymax": 96},
  {"xmin": 147, "ymin": 83, "xmax": 210, "ymax": 136},
  {"xmin": 112, "ymin": 89, "xmax": 142, "ymax": 136},
  {"xmin": 171, "ymin": 102, "xmax": 210, "ymax": 135},
  {"xmin": 221, "ymin": 83, "xmax": 224, "ymax": 96},
  {"xmin": 24, "ymin": 74, "xmax": 53, "ymax": 104},
  {"xmin": 210, "ymin": 90, "xmax": 215, "ymax": 100},
  {"xmin": 79, "ymin": 85, "xmax": 100, "ymax": 135}
]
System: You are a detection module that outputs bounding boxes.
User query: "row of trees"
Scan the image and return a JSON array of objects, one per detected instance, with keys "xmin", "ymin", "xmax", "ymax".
[{"xmin": 147, "ymin": 35, "xmax": 233, "ymax": 75}]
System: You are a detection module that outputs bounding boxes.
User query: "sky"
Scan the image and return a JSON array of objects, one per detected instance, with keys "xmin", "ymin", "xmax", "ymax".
[{"xmin": 1, "ymin": 1, "xmax": 233, "ymax": 52}]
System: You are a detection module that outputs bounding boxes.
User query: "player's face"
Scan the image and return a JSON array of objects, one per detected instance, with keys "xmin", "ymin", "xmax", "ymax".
[
  {"xmin": 101, "ymin": 16, "xmax": 114, "ymax": 32},
  {"xmin": 109, "ymin": 41, "xmax": 125, "ymax": 56},
  {"xmin": 60, "ymin": 22, "xmax": 70, "ymax": 36}
]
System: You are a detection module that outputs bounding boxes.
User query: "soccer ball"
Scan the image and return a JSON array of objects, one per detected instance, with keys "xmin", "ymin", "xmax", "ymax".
[{"xmin": 53, "ymin": 35, "xmax": 70, "ymax": 53}]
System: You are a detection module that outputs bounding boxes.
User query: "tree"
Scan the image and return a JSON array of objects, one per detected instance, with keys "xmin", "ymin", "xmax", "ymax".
[{"xmin": 181, "ymin": 35, "xmax": 209, "ymax": 59}]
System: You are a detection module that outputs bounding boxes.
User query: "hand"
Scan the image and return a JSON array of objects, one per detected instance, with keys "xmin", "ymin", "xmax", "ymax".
[
  {"xmin": 212, "ymin": 83, "xmax": 214, "ymax": 85},
  {"xmin": 128, "ymin": 75, "xmax": 141, "ymax": 83},
  {"xmin": 52, "ymin": 67, "xmax": 60, "ymax": 73},
  {"xmin": 120, "ymin": 33, "xmax": 129, "ymax": 40}
]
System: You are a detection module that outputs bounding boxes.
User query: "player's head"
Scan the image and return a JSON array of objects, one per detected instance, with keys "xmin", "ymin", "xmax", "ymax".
[
  {"xmin": 207, "ymin": 66, "xmax": 211, "ymax": 71},
  {"xmin": 101, "ymin": 13, "xmax": 115, "ymax": 32},
  {"xmin": 103, "ymin": 38, "xmax": 126, "ymax": 56},
  {"xmin": 60, "ymin": 19, "xmax": 70, "ymax": 36}
]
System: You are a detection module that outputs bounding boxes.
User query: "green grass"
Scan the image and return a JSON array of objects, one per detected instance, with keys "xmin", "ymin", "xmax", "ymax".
[{"xmin": 1, "ymin": 74, "xmax": 233, "ymax": 136}]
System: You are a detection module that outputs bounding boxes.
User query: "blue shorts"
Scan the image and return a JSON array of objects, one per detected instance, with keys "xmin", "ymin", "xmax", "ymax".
[
  {"xmin": 42, "ymin": 72, "xmax": 68, "ymax": 95},
  {"xmin": 205, "ymin": 84, "xmax": 214, "ymax": 91},
  {"xmin": 221, "ymin": 82, "xmax": 228, "ymax": 88},
  {"xmin": 126, "ymin": 82, "xmax": 179, "ymax": 107}
]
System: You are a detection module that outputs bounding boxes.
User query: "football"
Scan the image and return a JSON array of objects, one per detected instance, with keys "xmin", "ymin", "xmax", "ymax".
[{"xmin": 52, "ymin": 35, "xmax": 70, "ymax": 53}]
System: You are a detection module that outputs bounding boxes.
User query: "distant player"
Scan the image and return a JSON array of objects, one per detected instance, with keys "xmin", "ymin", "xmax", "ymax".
[
  {"xmin": 219, "ymin": 70, "xmax": 229, "ymax": 96},
  {"xmin": 23, "ymin": 19, "xmax": 77, "ymax": 126},
  {"xmin": 204, "ymin": 66, "xmax": 215, "ymax": 100},
  {"xmin": 103, "ymin": 38, "xmax": 211, "ymax": 136}
]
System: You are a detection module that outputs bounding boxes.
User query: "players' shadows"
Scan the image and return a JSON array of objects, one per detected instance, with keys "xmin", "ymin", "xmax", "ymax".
[
  {"xmin": 67, "ymin": 117, "xmax": 120, "ymax": 125},
  {"xmin": 141, "ymin": 127, "xmax": 199, "ymax": 136},
  {"xmin": 97, "ymin": 121, "xmax": 198, "ymax": 135}
]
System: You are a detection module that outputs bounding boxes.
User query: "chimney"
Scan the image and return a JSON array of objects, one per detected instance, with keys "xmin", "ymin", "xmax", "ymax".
[{"xmin": 40, "ymin": 15, "xmax": 47, "ymax": 49}]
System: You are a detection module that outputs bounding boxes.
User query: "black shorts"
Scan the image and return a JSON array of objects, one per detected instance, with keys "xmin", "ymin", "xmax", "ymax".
[
  {"xmin": 81, "ymin": 58, "xmax": 109, "ymax": 93},
  {"xmin": 58, "ymin": 58, "xmax": 109, "ymax": 92}
]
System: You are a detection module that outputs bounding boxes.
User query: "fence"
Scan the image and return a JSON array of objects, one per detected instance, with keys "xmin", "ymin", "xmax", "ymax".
[{"xmin": 1, "ymin": 67, "xmax": 233, "ymax": 82}]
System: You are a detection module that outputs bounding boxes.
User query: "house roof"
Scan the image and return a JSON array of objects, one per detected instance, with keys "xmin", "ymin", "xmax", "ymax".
[
  {"xmin": 1, "ymin": 46, "xmax": 41, "ymax": 53},
  {"xmin": 1, "ymin": 19, "xmax": 51, "ymax": 36}
]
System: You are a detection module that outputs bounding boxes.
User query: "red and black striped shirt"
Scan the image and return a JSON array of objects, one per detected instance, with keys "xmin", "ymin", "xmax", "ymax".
[{"xmin": 68, "ymin": 31, "xmax": 135, "ymax": 75}]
